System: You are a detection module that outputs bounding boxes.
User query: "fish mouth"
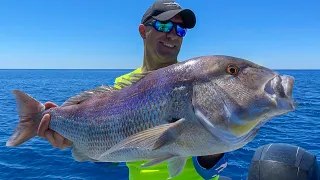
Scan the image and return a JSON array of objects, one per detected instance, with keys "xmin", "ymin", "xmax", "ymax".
[
  {"xmin": 264, "ymin": 74, "xmax": 296, "ymax": 110},
  {"xmin": 228, "ymin": 74, "xmax": 297, "ymax": 137}
]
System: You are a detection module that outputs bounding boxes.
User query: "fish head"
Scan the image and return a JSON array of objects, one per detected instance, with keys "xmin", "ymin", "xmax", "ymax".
[{"xmin": 191, "ymin": 55, "xmax": 296, "ymax": 143}]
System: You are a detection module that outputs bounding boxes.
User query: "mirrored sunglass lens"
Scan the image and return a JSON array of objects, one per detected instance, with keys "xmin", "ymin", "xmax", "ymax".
[
  {"xmin": 155, "ymin": 21, "xmax": 173, "ymax": 33},
  {"xmin": 176, "ymin": 25, "xmax": 187, "ymax": 37}
]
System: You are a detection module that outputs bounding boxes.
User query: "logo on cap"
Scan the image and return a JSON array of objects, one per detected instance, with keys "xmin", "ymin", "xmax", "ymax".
[{"xmin": 163, "ymin": 2, "xmax": 180, "ymax": 8}]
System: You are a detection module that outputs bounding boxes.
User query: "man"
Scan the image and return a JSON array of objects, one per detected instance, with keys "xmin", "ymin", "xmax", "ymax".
[{"xmin": 37, "ymin": 1, "xmax": 229, "ymax": 179}]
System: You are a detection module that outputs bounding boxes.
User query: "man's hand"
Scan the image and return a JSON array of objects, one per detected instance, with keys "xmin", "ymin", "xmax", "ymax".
[
  {"xmin": 37, "ymin": 102, "xmax": 73, "ymax": 149},
  {"xmin": 197, "ymin": 153, "xmax": 225, "ymax": 169}
]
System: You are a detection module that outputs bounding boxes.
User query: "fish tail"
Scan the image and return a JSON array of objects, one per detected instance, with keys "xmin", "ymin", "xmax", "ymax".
[{"xmin": 6, "ymin": 90, "xmax": 45, "ymax": 146}]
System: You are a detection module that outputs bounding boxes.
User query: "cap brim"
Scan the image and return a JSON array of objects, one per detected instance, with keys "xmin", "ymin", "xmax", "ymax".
[{"xmin": 152, "ymin": 9, "xmax": 196, "ymax": 29}]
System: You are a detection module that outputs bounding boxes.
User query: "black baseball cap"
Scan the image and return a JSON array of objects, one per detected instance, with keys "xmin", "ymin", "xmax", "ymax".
[{"xmin": 141, "ymin": 0, "xmax": 196, "ymax": 29}]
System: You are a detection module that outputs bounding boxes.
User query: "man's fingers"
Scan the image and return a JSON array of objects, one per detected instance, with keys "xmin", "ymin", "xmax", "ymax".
[
  {"xmin": 44, "ymin": 130, "xmax": 57, "ymax": 147},
  {"xmin": 64, "ymin": 139, "xmax": 73, "ymax": 146},
  {"xmin": 44, "ymin": 102, "xmax": 58, "ymax": 110},
  {"xmin": 38, "ymin": 101, "xmax": 63, "ymax": 149},
  {"xmin": 52, "ymin": 132, "xmax": 73, "ymax": 150},
  {"xmin": 54, "ymin": 132, "xmax": 65, "ymax": 149},
  {"xmin": 61, "ymin": 139, "xmax": 73, "ymax": 150},
  {"xmin": 38, "ymin": 114, "xmax": 51, "ymax": 138}
]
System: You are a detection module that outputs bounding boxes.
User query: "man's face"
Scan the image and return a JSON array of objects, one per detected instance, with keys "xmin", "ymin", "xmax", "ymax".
[{"xmin": 143, "ymin": 15, "xmax": 184, "ymax": 63}]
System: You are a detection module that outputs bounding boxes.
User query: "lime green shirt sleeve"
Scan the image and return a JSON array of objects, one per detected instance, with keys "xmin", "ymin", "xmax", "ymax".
[{"xmin": 114, "ymin": 68, "xmax": 142, "ymax": 89}]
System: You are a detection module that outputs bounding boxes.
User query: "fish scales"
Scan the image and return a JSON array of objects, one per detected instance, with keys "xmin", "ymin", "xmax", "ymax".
[{"xmin": 48, "ymin": 72, "xmax": 193, "ymax": 159}]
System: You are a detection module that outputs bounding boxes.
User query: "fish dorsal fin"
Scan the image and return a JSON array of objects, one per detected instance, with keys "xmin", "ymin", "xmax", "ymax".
[
  {"xmin": 61, "ymin": 85, "xmax": 118, "ymax": 107},
  {"xmin": 114, "ymin": 71, "xmax": 152, "ymax": 89}
]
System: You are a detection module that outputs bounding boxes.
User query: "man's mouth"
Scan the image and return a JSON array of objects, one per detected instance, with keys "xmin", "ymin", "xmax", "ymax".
[{"xmin": 160, "ymin": 41, "xmax": 175, "ymax": 48}]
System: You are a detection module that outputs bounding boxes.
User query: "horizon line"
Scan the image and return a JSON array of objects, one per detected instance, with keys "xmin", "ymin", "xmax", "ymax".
[{"xmin": 1, "ymin": 68, "xmax": 320, "ymax": 71}]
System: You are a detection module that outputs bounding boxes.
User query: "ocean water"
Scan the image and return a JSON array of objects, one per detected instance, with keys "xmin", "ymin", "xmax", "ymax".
[{"xmin": 0, "ymin": 69, "xmax": 319, "ymax": 180}]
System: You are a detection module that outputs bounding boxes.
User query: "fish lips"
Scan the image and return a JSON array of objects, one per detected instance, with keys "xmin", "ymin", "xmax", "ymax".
[{"xmin": 264, "ymin": 74, "xmax": 297, "ymax": 111}]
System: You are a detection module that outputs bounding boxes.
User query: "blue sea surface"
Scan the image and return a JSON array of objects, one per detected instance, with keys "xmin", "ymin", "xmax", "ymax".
[{"xmin": 0, "ymin": 69, "xmax": 319, "ymax": 180}]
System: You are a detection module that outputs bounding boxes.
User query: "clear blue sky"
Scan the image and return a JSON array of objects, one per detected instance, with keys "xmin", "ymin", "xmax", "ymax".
[{"xmin": 1, "ymin": 0, "xmax": 319, "ymax": 69}]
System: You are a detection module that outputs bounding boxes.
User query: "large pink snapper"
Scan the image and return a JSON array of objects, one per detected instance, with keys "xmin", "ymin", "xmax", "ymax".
[{"xmin": 6, "ymin": 55, "xmax": 296, "ymax": 179}]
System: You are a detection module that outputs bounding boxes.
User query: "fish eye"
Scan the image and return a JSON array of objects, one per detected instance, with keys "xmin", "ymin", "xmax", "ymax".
[{"xmin": 226, "ymin": 64, "xmax": 239, "ymax": 75}]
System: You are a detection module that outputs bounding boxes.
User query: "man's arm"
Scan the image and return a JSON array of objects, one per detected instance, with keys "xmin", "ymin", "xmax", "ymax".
[{"xmin": 192, "ymin": 153, "xmax": 228, "ymax": 180}]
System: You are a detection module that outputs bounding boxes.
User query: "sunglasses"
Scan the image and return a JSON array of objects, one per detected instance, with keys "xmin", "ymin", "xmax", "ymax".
[{"xmin": 145, "ymin": 20, "xmax": 187, "ymax": 37}]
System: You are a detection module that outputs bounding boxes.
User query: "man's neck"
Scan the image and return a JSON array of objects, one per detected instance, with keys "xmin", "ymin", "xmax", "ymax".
[{"xmin": 141, "ymin": 47, "xmax": 177, "ymax": 72}]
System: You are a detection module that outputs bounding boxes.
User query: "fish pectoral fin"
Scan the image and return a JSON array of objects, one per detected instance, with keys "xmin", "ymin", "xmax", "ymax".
[
  {"xmin": 167, "ymin": 157, "xmax": 188, "ymax": 179},
  {"xmin": 100, "ymin": 118, "xmax": 185, "ymax": 158},
  {"xmin": 72, "ymin": 147, "xmax": 98, "ymax": 162},
  {"xmin": 140, "ymin": 154, "xmax": 175, "ymax": 168},
  {"xmin": 61, "ymin": 85, "xmax": 118, "ymax": 107}
]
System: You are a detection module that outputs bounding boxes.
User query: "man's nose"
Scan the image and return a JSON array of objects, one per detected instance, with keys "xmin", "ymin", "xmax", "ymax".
[{"xmin": 166, "ymin": 28, "xmax": 178, "ymax": 40}]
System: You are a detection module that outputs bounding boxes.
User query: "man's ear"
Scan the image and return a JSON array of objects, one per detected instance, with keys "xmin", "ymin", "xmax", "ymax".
[{"xmin": 139, "ymin": 24, "xmax": 146, "ymax": 39}]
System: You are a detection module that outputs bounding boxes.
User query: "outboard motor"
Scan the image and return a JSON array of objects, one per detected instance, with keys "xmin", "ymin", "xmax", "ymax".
[{"xmin": 247, "ymin": 143, "xmax": 319, "ymax": 180}]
